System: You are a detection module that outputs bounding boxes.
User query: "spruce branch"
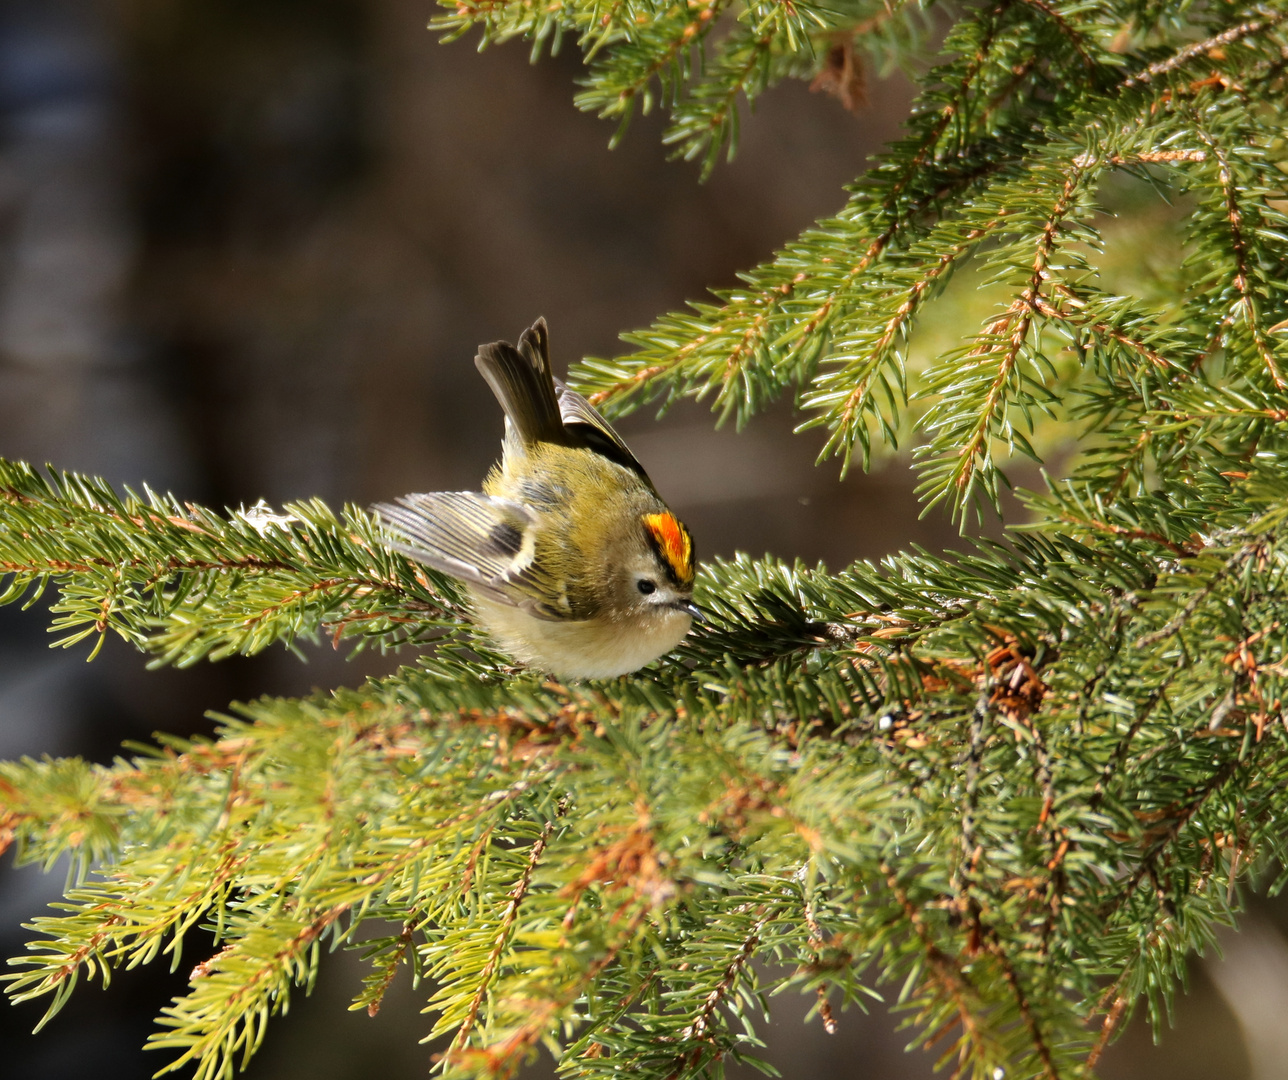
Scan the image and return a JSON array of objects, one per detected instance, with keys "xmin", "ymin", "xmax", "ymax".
[
  {"xmin": 1188, "ymin": 103, "xmax": 1286, "ymax": 388},
  {"xmin": 6, "ymin": 2, "xmax": 1288, "ymax": 1077},
  {"xmin": 5, "ymin": 490, "xmax": 1288, "ymax": 1076},
  {"xmin": 0, "ymin": 458, "xmax": 468, "ymax": 666},
  {"xmin": 1122, "ymin": 8, "xmax": 1288, "ymax": 89}
]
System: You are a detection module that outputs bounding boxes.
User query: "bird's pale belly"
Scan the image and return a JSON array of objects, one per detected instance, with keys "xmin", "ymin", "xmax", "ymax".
[{"xmin": 471, "ymin": 593, "xmax": 692, "ymax": 679}]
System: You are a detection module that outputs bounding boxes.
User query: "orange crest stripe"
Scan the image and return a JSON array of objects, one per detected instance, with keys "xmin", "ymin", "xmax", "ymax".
[{"xmin": 643, "ymin": 512, "xmax": 694, "ymax": 586}]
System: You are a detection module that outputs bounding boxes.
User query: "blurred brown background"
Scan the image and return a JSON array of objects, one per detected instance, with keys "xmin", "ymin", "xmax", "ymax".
[{"xmin": 0, "ymin": 0, "xmax": 1284, "ymax": 1076}]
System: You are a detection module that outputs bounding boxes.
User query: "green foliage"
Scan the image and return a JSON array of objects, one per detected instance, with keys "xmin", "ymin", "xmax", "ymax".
[
  {"xmin": 5, "ymin": 2, "xmax": 1288, "ymax": 1080},
  {"xmin": 564, "ymin": 0, "xmax": 1288, "ymax": 521},
  {"xmin": 0, "ymin": 460, "xmax": 465, "ymax": 665},
  {"xmin": 434, "ymin": 0, "xmax": 922, "ymax": 176}
]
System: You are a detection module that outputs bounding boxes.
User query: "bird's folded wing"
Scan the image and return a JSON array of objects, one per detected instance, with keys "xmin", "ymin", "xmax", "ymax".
[
  {"xmin": 374, "ymin": 492, "xmax": 539, "ymax": 595},
  {"xmin": 554, "ymin": 380, "xmax": 651, "ymax": 480}
]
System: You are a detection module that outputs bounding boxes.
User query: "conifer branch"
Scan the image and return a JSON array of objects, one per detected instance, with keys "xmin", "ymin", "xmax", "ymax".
[
  {"xmin": 882, "ymin": 862, "xmax": 1005, "ymax": 1077},
  {"xmin": 449, "ymin": 816, "xmax": 558, "ymax": 1054},
  {"xmin": 1190, "ymin": 110, "xmax": 1286, "ymax": 388},
  {"xmin": 6, "ymin": 3, "xmax": 1288, "ymax": 1077},
  {"xmin": 1123, "ymin": 10, "xmax": 1287, "ymax": 88}
]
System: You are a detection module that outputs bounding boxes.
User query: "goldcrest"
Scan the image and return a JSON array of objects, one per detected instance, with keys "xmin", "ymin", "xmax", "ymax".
[{"xmin": 374, "ymin": 318, "xmax": 701, "ymax": 679}]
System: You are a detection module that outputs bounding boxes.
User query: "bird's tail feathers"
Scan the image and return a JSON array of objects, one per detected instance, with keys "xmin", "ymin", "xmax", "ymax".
[{"xmin": 474, "ymin": 317, "xmax": 563, "ymax": 447}]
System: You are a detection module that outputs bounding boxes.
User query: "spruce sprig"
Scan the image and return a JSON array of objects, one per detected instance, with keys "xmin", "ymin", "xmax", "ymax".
[{"xmin": 0, "ymin": 459, "xmax": 465, "ymax": 666}]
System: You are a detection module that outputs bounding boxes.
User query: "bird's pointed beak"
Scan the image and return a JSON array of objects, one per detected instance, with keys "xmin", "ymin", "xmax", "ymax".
[{"xmin": 675, "ymin": 600, "xmax": 706, "ymax": 622}]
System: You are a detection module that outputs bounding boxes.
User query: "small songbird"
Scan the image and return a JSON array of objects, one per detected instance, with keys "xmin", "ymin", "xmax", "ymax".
[{"xmin": 374, "ymin": 319, "xmax": 701, "ymax": 679}]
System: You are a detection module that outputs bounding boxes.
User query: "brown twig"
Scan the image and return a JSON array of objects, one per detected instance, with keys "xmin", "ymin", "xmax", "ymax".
[{"xmin": 1123, "ymin": 14, "xmax": 1285, "ymax": 88}]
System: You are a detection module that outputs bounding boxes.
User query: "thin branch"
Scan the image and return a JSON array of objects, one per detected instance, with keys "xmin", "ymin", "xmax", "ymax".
[
  {"xmin": 882, "ymin": 862, "xmax": 1001, "ymax": 1077},
  {"xmin": 449, "ymin": 816, "xmax": 559, "ymax": 1052},
  {"xmin": 1123, "ymin": 12, "xmax": 1286, "ymax": 88},
  {"xmin": 663, "ymin": 905, "xmax": 775, "ymax": 1079},
  {"xmin": 954, "ymin": 691, "xmax": 992, "ymax": 955},
  {"xmin": 835, "ymin": 223, "xmax": 999, "ymax": 435},
  {"xmin": 1086, "ymin": 994, "xmax": 1128, "ymax": 1067},
  {"xmin": 1191, "ymin": 111, "xmax": 1286, "ymax": 388},
  {"xmin": 987, "ymin": 940, "xmax": 1062, "ymax": 1080},
  {"xmin": 1047, "ymin": 510, "xmax": 1197, "ymax": 557},
  {"xmin": 1134, "ymin": 546, "xmax": 1258, "ymax": 648},
  {"xmin": 1036, "ymin": 287, "xmax": 1172, "ymax": 371},
  {"xmin": 1016, "ymin": 0, "xmax": 1098, "ymax": 70}
]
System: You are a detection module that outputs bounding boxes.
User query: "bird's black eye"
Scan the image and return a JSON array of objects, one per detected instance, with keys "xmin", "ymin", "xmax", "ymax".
[{"xmin": 637, "ymin": 578, "xmax": 657, "ymax": 595}]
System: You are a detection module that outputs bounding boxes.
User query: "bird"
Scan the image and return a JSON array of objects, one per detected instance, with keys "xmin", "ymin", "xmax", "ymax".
[{"xmin": 373, "ymin": 318, "xmax": 701, "ymax": 679}]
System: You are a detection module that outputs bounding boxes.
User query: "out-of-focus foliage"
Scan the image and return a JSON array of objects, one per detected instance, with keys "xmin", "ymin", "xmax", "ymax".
[{"xmin": 5, "ymin": 2, "xmax": 1288, "ymax": 1080}]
